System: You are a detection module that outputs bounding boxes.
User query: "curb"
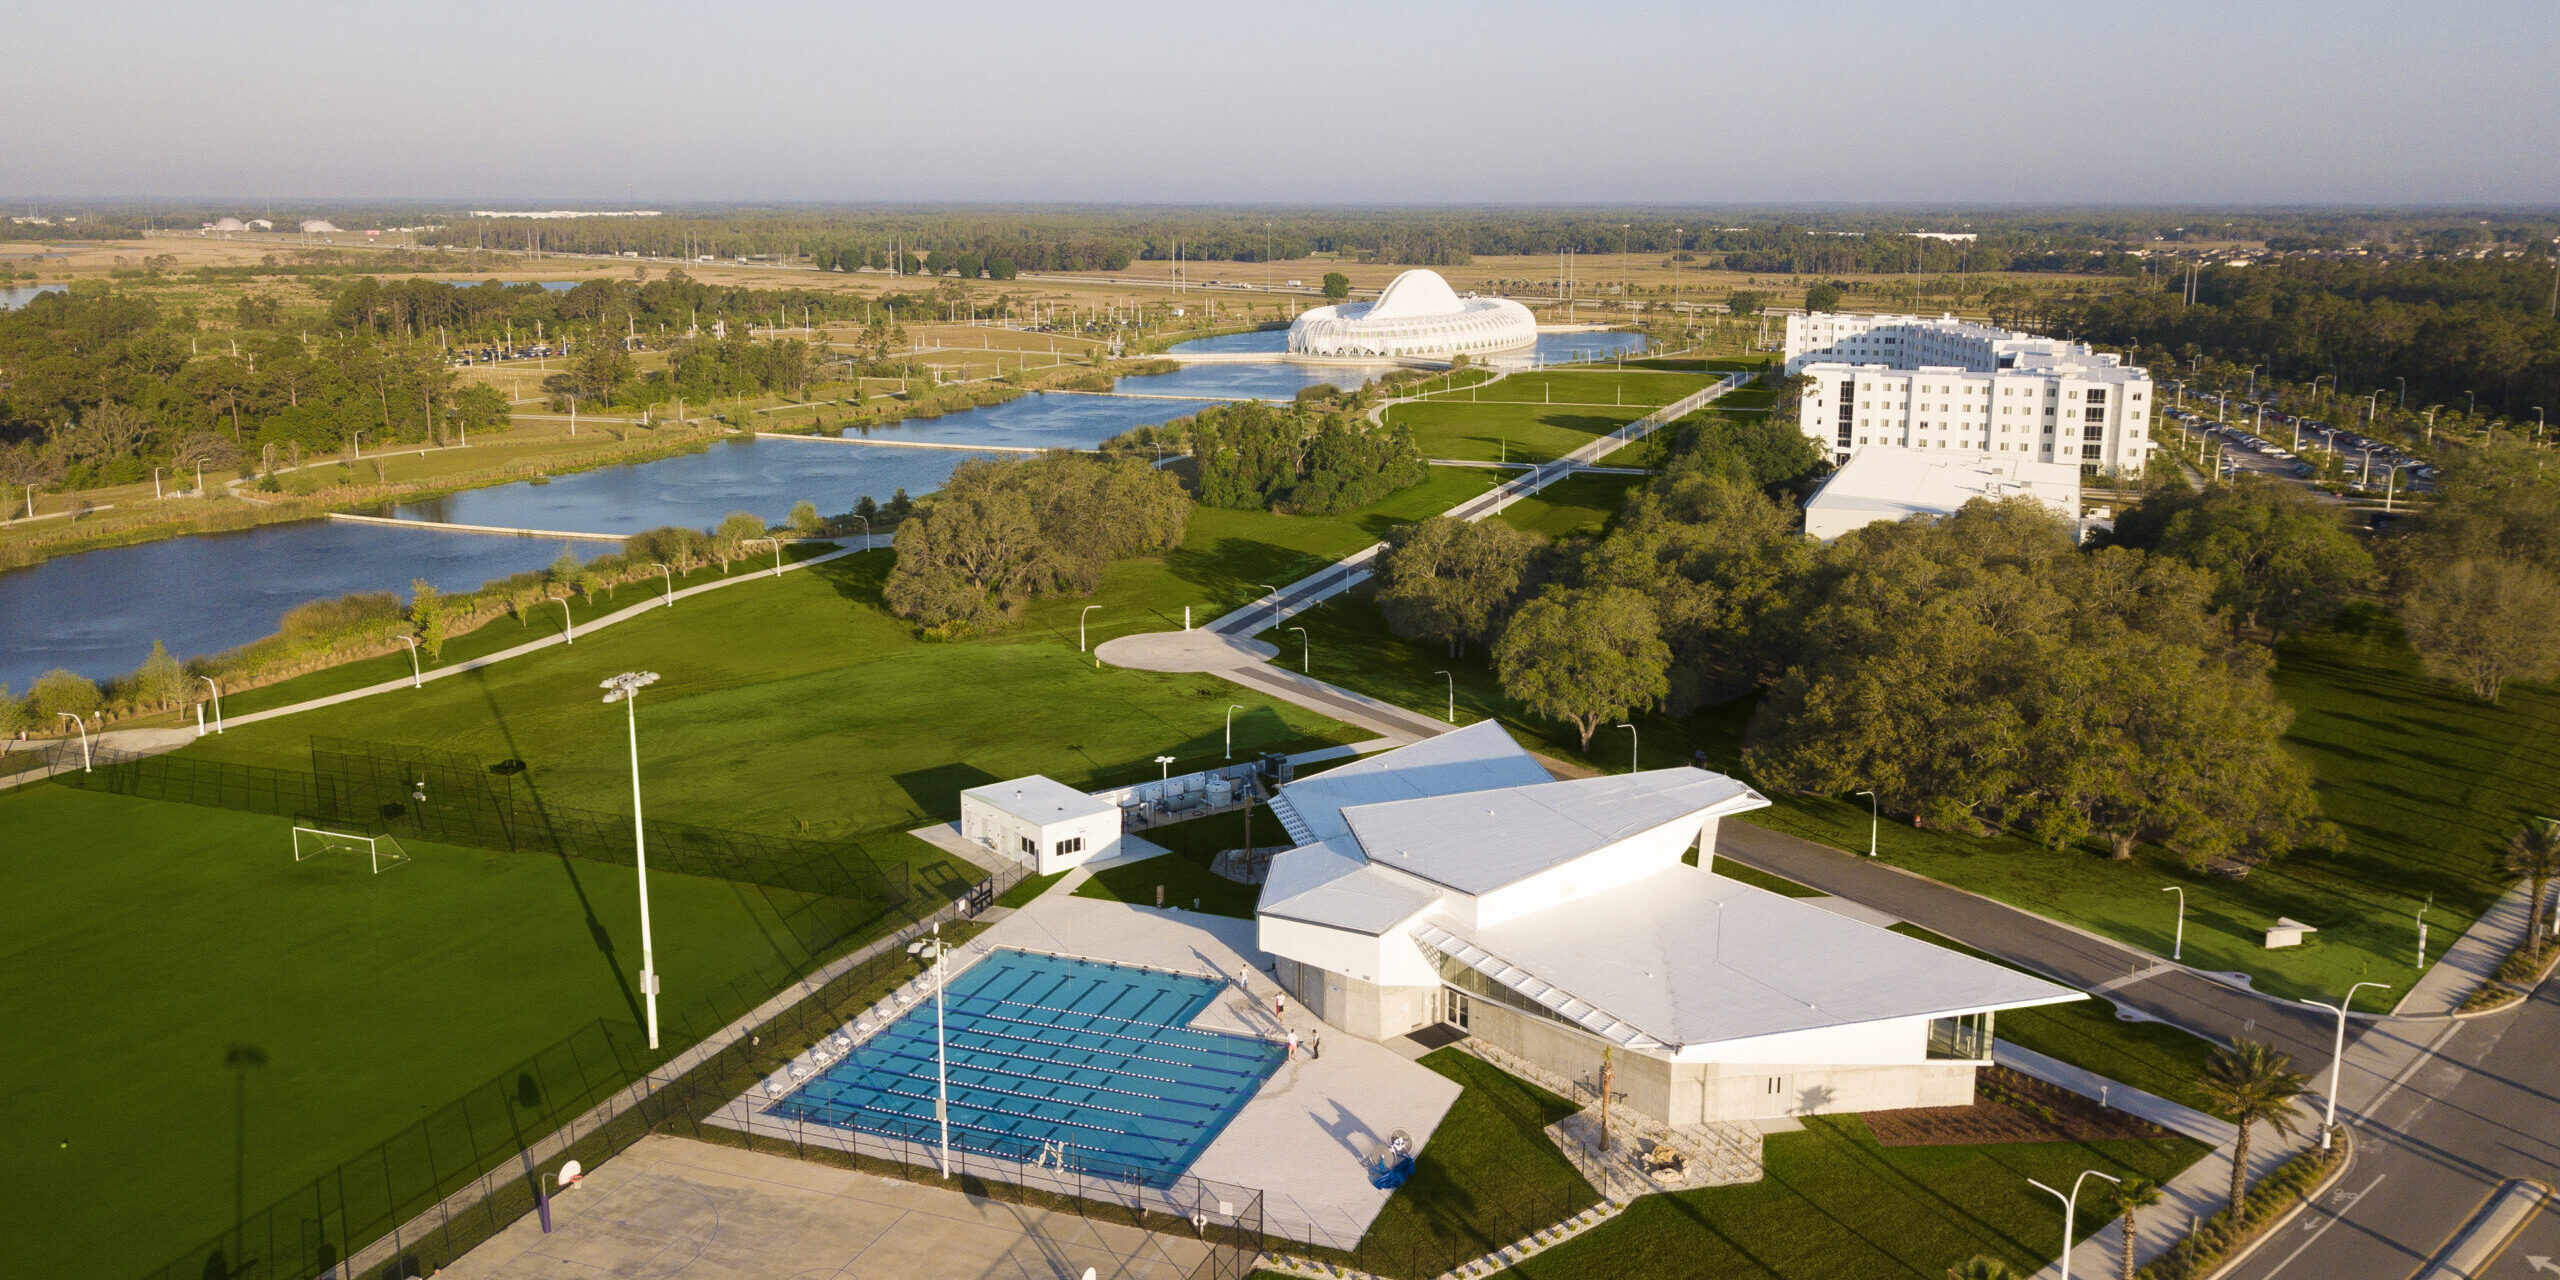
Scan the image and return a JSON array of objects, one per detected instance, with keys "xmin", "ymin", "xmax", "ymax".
[{"xmin": 2195, "ymin": 1126, "xmax": 2358, "ymax": 1280}]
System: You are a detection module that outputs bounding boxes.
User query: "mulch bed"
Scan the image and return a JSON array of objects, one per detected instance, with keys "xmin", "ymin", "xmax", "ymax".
[{"xmin": 1863, "ymin": 1066, "xmax": 2176, "ymax": 1146}]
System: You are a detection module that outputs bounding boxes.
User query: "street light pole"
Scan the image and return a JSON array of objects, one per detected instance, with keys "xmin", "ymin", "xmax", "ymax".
[
  {"xmin": 1226, "ymin": 704, "xmax": 1244, "ymax": 760},
  {"xmin": 1856, "ymin": 789, "xmax": 1878, "ymax": 857},
  {"xmin": 601, "ymin": 672, "xmax": 664, "ymax": 1049},
  {"xmin": 1081, "ymin": 605, "xmax": 1100, "ymax": 652},
  {"xmin": 1618, "ymin": 723, "xmax": 1638, "ymax": 773},
  {"xmin": 56, "ymin": 712, "xmax": 91, "ymax": 772},
  {"xmin": 1289, "ymin": 626, "xmax": 1308, "ymax": 673},
  {"xmin": 1258, "ymin": 584, "xmax": 1281, "ymax": 633},
  {"xmin": 2161, "ymin": 886, "xmax": 2185, "ymax": 961},
  {"xmin": 555, "ymin": 596, "xmax": 573, "ymax": 643},
  {"xmin": 1432, "ymin": 671, "xmax": 1453, "ymax": 724},
  {"xmin": 2301, "ymin": 981, "xmax": 2390, "ymax": 1150},
  {"xmin": 397, "ymin": 634, "xmax": 421, "ymax": 688},
  {"xmin": 1155, "ymin": 754, "xmax": 1175, "ymax": 783},
  {"xmin": 200, "ymin": 676, "xmax": 223, "ymax": 734},
  {"xmin": 2027, "ymin": 1169, "xmax": 2121, "ymax": 1280},
  {"xmin": 650, "ymin": 563, "xmax": 672, "ymax": 607}
]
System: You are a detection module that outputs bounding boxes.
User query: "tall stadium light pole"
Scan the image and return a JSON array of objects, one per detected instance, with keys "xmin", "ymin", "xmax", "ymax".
[
  {"xmin": 1618, "ymin": 723, "xmax": 1637, "ymax": 773},
  {"xmin": 1289, "ymin": 626, "xmax": 1308, "ymax": 673},
  {"xmin": 2162, "ymin": 886, "xmax": 2186, "ymax": 960},
  {"xmin": 200, "ymin": 677, "xmax": 223, "ymax": 734},
  {"xmin": 56, "ymin": 713, "xmax": 91, "ymax": 772},
  {"xmin": 650, "ymin": 563, "xmax": 673, "ymax": 608},
  {"xmin": 1081, "ymin": 605, "xmax": 1099, "ymax": 652},
  {"xmin": 601, "ymin": 672, "xmax": 665, "ymax": 1049},
  {"xmin": 1156, "ymin": 754, "xmax": 1175, "ymax": 782},
  {"xmin": 2027, "ymin": 1170, "xmax": 2119, "ymax": 1280},
  {"xmin": 931, "ymin": 923, "xmax": 951, "ymax": 1178},
  {"xmin": 2302, "ymin": 981, "xmax": 2390, "ymax": 1150},
  {"xmin": 397, "ymin": 635, "xmax": 421, "ymax": 688},
  {"xmin": 1856, "ymin": 789, "xmax": 1878, "ymax": 857},
  {"xmin": 1432, "ymin": 671, "xmax": 1454, "ymax": 724}
]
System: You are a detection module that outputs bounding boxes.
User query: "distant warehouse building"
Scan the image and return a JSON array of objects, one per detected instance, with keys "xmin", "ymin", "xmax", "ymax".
[
  {"xmin": 1783, "ymin": 312, "xmax": 2156, "ymax": 477},
  {"xmin": 1802, "ymin": 447, "xmax": 2082, "ymax": 542}
]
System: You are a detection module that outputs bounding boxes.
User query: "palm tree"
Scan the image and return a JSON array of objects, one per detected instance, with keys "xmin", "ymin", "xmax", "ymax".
[
  {"xmin": 1948, "ymin": 1257, "xmax": 2019, "ymax": 1280},
  {"xmin": 2110, "ymin": 1177, "xmax": 2164, "ymax": 1280},
  {"xmin": 2506, "ymin": 820, "xmax": 2560, "ymax": 952},
  {"xmin": 2197, "ymin": 1039, "xmax": 2310, "ymax": 1215}
]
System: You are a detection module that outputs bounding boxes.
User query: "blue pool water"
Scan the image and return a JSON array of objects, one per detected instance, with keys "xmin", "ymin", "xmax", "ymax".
[{"xmin": 767, "ymin": 950, "xmax": 1281, "ymax": 1187}]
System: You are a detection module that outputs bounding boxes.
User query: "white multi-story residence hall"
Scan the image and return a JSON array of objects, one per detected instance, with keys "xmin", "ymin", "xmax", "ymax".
[
  {"xmin": 1253, "ymin": 723, "xmax": 2079, "ymax": 1126},
  {"xmin": 1783, "ymin": 312, "xmax": 2157, "ymax": 477}
]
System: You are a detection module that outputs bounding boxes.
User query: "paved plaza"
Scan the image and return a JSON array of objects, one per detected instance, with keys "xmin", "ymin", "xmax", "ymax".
[{"xmin": 442, "ymin": 1134, "xmax": 1214, "ymax": 1280}]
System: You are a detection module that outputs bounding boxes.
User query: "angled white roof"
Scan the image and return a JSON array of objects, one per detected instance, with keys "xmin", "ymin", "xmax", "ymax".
[
  {"xmin": 1258, "ymin": 839, "xmax": 1438, "ymax": 935},
  {"xmin": 960, "ymin": 775, "xmax": 1116, "ymax": 824},
  {"xmin": 1271, "ymin": 722, "xmax": 1553, "ymax": 846},
  {"xmin": 1422, "ymin": 869, "xmax": 2079, "ymax": 1050},
  {"xmin": 1366, "ymin": 268, "xmax": 1465, "ymax": 318},
  {"xmin": 1343, "ymin": 770, "xmax": 1766, "ymax": 895}
]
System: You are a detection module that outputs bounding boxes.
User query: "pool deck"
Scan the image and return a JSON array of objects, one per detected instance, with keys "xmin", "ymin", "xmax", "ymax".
[
  {"xmin": 734, "ymin": 884, "xmax": 1461, "ymax": 1252},
  {"xmin": 440, "ymin": 1133, "xmax": 1214, "ymax": 1280},
  {"xmin": 984, "ymin": 893, "xmax": 1463, "ymax": 1251}
]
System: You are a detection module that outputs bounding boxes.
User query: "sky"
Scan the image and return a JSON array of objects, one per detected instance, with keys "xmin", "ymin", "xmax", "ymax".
[{"xmin": 7, "ymin": 0, "xmax": 2555, "ymax": 205}]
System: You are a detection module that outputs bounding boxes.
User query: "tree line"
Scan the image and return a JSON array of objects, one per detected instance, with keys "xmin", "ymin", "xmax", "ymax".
[
  {"xmin": 882, "ymin": 454, "xmax": 1189, "ymax": 638},
  {"xmin": 1371, "ymin": 407, "xmax": 2363, "ymax": 871}
]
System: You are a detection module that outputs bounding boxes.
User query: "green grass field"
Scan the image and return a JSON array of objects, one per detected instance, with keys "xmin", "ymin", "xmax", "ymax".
[
  {"xmin": 1076, "ymin": 803, "xmax": 1278, "ymax": 918},
  {"xmin": 1459, "ymin": 368, "xmax": 1714, "ymax": 409},
  {"xmin": 0, "ymin": 786, "xmax": 858, "ymax": 1279},
  {"xmin": 179, "ymin": 551, "xmax": 1367, "ymax": 842},
  {"xmin": 1511, "ymin": 1115, "xmax": 2203, "ymax": 1280},
  {"xmin": 1386, "ymin": 401, "xmax": 1650, "ymax": 464},
  {"xmin": 1325, "ymin": 1049, "xmax": 1598, "ymax": 1279},
  {"xmin": 1257, "ymin": 590, "xmax": 2527, "ymax": 1002},
  {"xmin": 1490, "ymin": 471, "xmax": 1644, "ymax": 541}
]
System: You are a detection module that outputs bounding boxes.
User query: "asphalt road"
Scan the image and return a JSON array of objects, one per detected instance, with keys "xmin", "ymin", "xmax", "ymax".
[
  {"xmin": 2225, "ymin": 982, "xmax": 2559, "ymax": 1280},
  {"xmin": 1714, "ymin": 821, "xmax": 2333, "ymax": 1065},
  {"xmin": 1716, "ymin": 820, "xmax": 2558, "ymax": 1280}
]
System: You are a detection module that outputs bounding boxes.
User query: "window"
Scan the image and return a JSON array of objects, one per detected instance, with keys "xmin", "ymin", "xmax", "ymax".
[
  {"xmin": 1054, "ymin": 835, "xmax": 1083, "ymax": 858},
  {"xmin": 1019, "ymin": 835, "xmax": 1037, "ymax": 856}
]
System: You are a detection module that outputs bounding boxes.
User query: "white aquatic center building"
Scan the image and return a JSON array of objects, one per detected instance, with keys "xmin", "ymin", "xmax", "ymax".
[
  {"xmin": 1287, "ymin": 269, "xmax": 1538, "ymax": 360},
  {"xmin": 1783, "ymin": 312, "xmax": 2157, "ymax": 476},
  {"xmin": 1253, "ymin": 724, "xmax": 2079, "ymax": 1126}
]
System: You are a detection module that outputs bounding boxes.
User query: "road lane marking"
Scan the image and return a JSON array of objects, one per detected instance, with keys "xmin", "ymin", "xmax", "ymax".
[{"xmin": 2261, "ymin": 1173, "xmax": 2385, "ymax": 1278}]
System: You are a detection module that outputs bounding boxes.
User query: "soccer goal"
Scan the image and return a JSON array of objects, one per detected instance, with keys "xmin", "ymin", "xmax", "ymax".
[{"xmin": 292, "ymin": 826, "xmax": 412, "ymax": 874}]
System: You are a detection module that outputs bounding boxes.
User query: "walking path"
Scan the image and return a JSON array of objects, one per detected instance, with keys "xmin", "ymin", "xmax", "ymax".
[
  {"xmin": 325, "ymin": 511, "xmax": 631, "ymax": 542},
  {"xmin": 754, "ymin": 431, "xmax": 1052, "ymax": 454}
]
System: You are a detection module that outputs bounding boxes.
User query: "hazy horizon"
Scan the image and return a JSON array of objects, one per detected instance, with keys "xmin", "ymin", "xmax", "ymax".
[{"xmin": 9, "ymin": 0, "xmax": 2555, "ymax": 205}]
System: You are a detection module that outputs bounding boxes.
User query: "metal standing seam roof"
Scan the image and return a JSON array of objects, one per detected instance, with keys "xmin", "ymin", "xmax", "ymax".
[
  {"xmin": 1256, "ymin": 839, "xmax": 1440, "ymax": 936},
  {"xmin": 1340, "ymin": 770, "xmax": 1769, "ymax": 896},
  {"xmin": 1270, "ymin": 722, "xmax": 1555, "ymax": 846},
  {"xmin": 1422, "ymin": 870, "xmax": 2082, "ymax": 1051},
  {"xmin": 959, "ymin": 775, "xmax": 1118, "ymax": 824}
]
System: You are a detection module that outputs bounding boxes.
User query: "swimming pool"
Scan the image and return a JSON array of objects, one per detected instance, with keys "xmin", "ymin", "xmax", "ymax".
[{"xmin": 765, "ymin": 950, "xmax": 1282, "ymax": 1187}]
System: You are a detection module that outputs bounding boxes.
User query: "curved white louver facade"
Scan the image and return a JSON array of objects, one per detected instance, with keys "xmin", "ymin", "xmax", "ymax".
[{"xmin": 1288, "ymin": 269, "xmax": 1537, "ymax": 359}]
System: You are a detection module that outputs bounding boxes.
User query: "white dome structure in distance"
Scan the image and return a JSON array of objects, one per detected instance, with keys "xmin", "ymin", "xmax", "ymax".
[{"xmin": 1287, "ymin": 268, "xmax": 1537, "ymax": 360}]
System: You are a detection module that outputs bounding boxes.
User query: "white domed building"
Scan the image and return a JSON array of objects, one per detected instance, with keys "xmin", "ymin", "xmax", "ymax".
[{"xmin": 1288, "ymin": 269, "xmax": 1537, "ymax": 360}]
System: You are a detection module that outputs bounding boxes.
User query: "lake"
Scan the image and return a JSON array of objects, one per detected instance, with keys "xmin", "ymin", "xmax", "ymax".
[
  {"xmin": 1, "ymin": 284, "xmax": 70, "ymax": 310},
  {"xmin": 0, "ymin": 334, "xmax": 1588, "ymax": 686}
]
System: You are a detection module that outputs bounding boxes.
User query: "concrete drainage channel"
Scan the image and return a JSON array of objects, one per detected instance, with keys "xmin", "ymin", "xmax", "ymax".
[{"xmin": 1259, "ymin": 1199, "xmax": 1632, "ymax": 1280}]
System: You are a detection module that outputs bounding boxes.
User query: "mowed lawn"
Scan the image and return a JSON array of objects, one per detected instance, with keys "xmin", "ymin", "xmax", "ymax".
[
  {"xmin": 0, "ymin": 786, "xmax": 855, "ymax": 1279},
  {"xmin": 1461, "ymin": 367, "xmax": 1715, "ymax": 408},
  {"xmin": 1260, "ymin": 591, "xmax": 2532, "ymax": 1001},
  {"xmin": 1510, "ymin": 1115, "xmax": 2203, "ymax": 1280},
  {"xmin": 179, "ymin": 549, "xmax": 1370, "ymax": 842},
  {"xmin": 1386, "ymin": 401, "xmax": 1650, "ymax": 464},
  {"xmin": 1490, "ymin": 471, "xmax": 1645, "ymax": 541}
]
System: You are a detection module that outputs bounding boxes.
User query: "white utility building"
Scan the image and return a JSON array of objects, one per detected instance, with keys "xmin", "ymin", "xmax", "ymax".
[
  {"xmin": 959, "ymin": 776, "xmax": 1120, "ymax": 875},
  {"xmin": 1287, "ymin": 269, "xmax": 1537, "ymax": 360},
  {"xmin": 1802, "ymin": 447, "xmax": 2083, "ymax": 542},
  {"xmin": 1254, "ymin": 724, "xmax": 2079, "ymax": 1126},
  {"xmin": 1782, "ymin": 313, "xmax": 2156, "ymax": 477}
]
